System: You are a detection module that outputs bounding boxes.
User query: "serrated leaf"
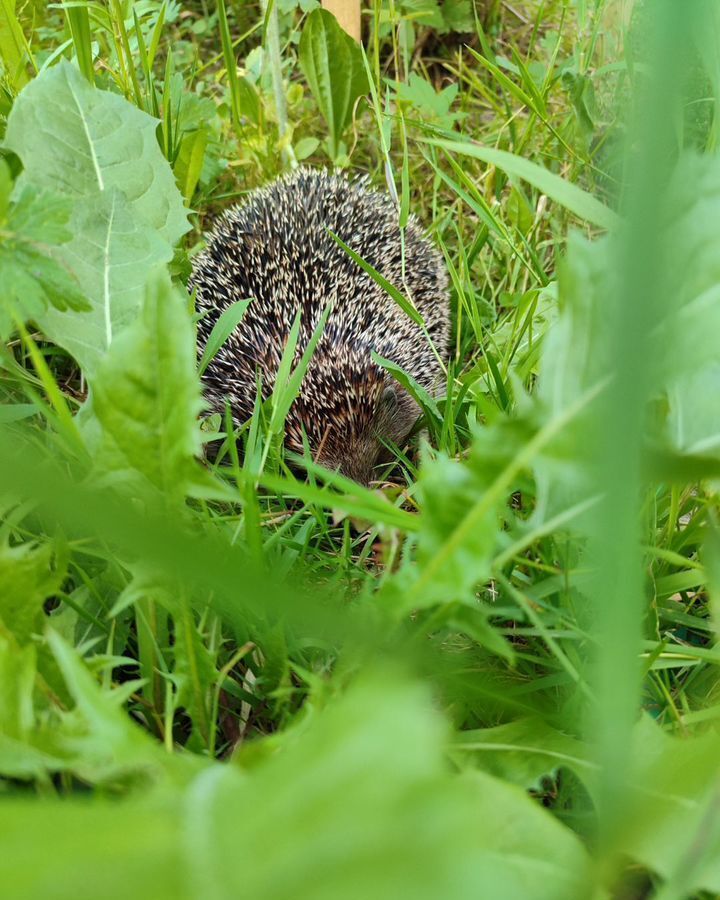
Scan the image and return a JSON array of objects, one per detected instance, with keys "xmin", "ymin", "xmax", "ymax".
[
  {"xmin": 45, "ymin": 629, "xmax": 202, "ymax": 784},
  {"xmin": 385, "ymin": 412, "xmax": 536, "ymax": 619},
  {"xmin": 3, "ymin": 60, "xmax": 190, "ymax": 375},
  {"xmin": 0, "ymin": 164, "xmax": 89, "ymax": 338},
  {"xmin": 538, "ymin": 151, "xmax": 720, "ymax": 498},
  {"xmin": 298, "ymin": 8, "xmax": 369, "ymax": 160},
  {"xmin": 0, "ymin": 541, "xmax": 63, "ymax": 644},
  {"xmin": 5, "ymin": 60, "xmax": 188, "ymax": 246},
  {"xmin": 92, "ymin": 269, "xmax": 204, "ymax": 498}
]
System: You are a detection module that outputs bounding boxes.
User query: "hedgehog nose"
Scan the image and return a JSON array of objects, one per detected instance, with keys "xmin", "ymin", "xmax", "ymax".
[{"xmin": 336, "ymin": 457, "xmax": 371, "ymax": 487}]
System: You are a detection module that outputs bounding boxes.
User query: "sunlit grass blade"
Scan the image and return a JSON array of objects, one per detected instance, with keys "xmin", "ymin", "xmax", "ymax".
[
  {"xmin": 198, "ymin": 299, "xmax": 252, "ymax": 376},
  {"xmin": 423, "ymin": 138, "xmax": 619, "ymax": 230},
  {"xmin": 64, "ymin": 2, "xmax": 94, "ymax": 83},
  {"xmin": 0, "ymin": 0, "xmax": 35, "ymax": 88},
  {"xmin": 328, "ymin": 229, "xmax": 424, "ymax": 326}
]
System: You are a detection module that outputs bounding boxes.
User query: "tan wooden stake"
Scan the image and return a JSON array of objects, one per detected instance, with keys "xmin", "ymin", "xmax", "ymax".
[{"xmin": 321, "ymin": 0, "xmax": 361, "ymax": 42}]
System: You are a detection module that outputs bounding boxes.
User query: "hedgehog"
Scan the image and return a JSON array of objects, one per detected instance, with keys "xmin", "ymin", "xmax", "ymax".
[{"xmin": 190, "ymin": 167, "xmax": 450, "ymax": 485}]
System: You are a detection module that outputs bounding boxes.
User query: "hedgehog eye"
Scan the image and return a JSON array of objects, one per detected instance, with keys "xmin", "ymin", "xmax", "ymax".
[{"xmin": 381, "ymin": 385, "xmax": 398, "ymax": 410}]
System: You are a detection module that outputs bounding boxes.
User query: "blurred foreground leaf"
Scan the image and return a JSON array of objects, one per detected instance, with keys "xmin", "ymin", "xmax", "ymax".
[
  {"xmin": 92, "ymin": 269, "xmax": 204, "ymax": 499},
  {"xmin": 0, "ymin": 670, "xmax": 592, "ymax": 899}
]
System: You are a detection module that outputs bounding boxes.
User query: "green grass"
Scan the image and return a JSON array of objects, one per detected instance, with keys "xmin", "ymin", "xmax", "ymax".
[{"xmin": 1, "ymin": 1, "xmax": 720, "ymax": 898}]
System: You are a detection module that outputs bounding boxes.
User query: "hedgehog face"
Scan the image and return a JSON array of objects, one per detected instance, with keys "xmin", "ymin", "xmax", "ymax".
[{"xmin": 287, "ymin": 371, "xmax": 420, "ymax": 486}]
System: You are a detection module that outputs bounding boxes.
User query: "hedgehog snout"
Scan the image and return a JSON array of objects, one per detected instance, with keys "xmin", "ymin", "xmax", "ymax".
[{"xmin": 327, "ymin": 383, "xmax": 421, "ymax": 485}]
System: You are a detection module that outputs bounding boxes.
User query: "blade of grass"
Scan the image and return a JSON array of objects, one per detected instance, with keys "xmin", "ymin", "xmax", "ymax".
[
  {"xmin": 423, "ymin": 138, "xmax": 619, "ymax": 231},
  {"xmin": 64, "ymin": 2, "xmax": 94, "ymax": 83}
]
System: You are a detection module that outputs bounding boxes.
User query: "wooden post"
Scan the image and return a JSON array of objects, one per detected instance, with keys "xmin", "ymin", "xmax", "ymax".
[{"xmin": 321, "ymin": 0, "xmax": 361, "ymax": 42}]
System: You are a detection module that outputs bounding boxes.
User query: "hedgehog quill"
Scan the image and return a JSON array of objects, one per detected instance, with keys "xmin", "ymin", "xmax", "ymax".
[{"xmin": 191, "ymin": 168, "xmax": 450, "ymax": 485}]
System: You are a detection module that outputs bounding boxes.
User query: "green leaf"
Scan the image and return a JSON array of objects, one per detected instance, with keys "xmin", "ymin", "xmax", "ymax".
[
  {"xmin": 39, "ymin": 188, "xmax": 172, "ymax": 375},
  {"xmin": 452, "ymin": 718, "xmax": 594, "ymax": 791},
  {"xmin": 385, "ymin": 410, "xmax": 537, "ymax": 617},
  {"xmin": 5, "ymin": 60, "xmax": 187, "ymax": 244},
  {"xmin": 0, "ymin": 0, "xmax": 30, "ymax": 90},
  {"xmin": 4, "ymin": 60, "xmax": 190, "ymax": 375},
  {"xmin": 174, "ymin": 127, "xmax": 208, "ymax": 205},
  {"xmin": 298, "ymin": 8, "xmax": 369, "ymax": 160},
  {"xmin": 188, "ymin": 670, "xmax": 592, "ymax": 900},
  {"xmin": 0, "ymin": 541, "xmax": 63, "ymax": 644},
  {"xmin": 0, "ymin": 162, "xmax": 89, "ymax": 338},
  {"xmin": 92, "ymin": 269, "xmax": 204, "ymax": 498},
  {"xmin": 0, "ymin": 670, "xmax": 592, "ymax": 900},
  {"xmin": 538, "ymin": 151, "xmax": 720, "ymax": 500},
  {"xmin": 46, "ymin": 628, "xmax": 201, "ymax": 784},
  {"xmin": 389, "ymin": 74, "xmax": 464, "ymax": 127},
  {"xmin": 425, "ymin": 138, "xmax": 619, "ymax": 230},
  {"xmin": 269, "ymin": 303, "xmax": 331, "ymax": 437},
  {"xmin": 0, "ymin": 633, "xmax": 35, "ymax": 741},
  {"xmin": 440, "ymin": 0, "xmax": 474, "ymax": 32},
  {"xmin": 0, "ymin": 798, "xmax": 184, "ymax": 900},
  {"xmin": 619, "ymin": 717, "xmax": 720, "ymax": 895}
]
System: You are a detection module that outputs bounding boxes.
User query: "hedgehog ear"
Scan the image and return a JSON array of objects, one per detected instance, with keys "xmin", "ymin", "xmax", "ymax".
[{"xmin": 381, "ymin": 384, "xmax": 398, "ymax": 410}]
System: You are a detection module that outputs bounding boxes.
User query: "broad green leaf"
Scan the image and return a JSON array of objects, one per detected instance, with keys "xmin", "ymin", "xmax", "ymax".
[
  {"xmin": 0, "ymin": 162, "xmax": 89, "ymax": 338},
  {"xmin": 425, "ymin": 138, "xmax": 619, "ymax": 230},
  {"xmin": 298, "ymin": 8, "xmax": 369, "ymax": 160},
  {"xmin": 5, "ymin": 60, "xmax": 188, "ymax": 244},
  {"xmin": 0, "ymin": 670, "xmax": 592, "ymax": 900},
  {"xmin": 452, "ymin": 717, "xmax": 594, "ymax": 791},
  {"xmin": 618, "ymin": 717, "xmax": 720, "ymax": 895},
  {"xmin": 39, "ymin": 188, "xmax": 171, "ymax": 374},
  {"xmin": 1, "ymin": 799, "xmax": 184, "ymax": 900},
  {"xmin": 92, "ymin": 269, "xmax": 204, "ymax": 498},
  {"xmin": 4, "ymin": 60, "xmax": 190, "ymax": 375},
  {"xmin": 202, "ymin": 671, "xmax": 591, "ymax": 900}
]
